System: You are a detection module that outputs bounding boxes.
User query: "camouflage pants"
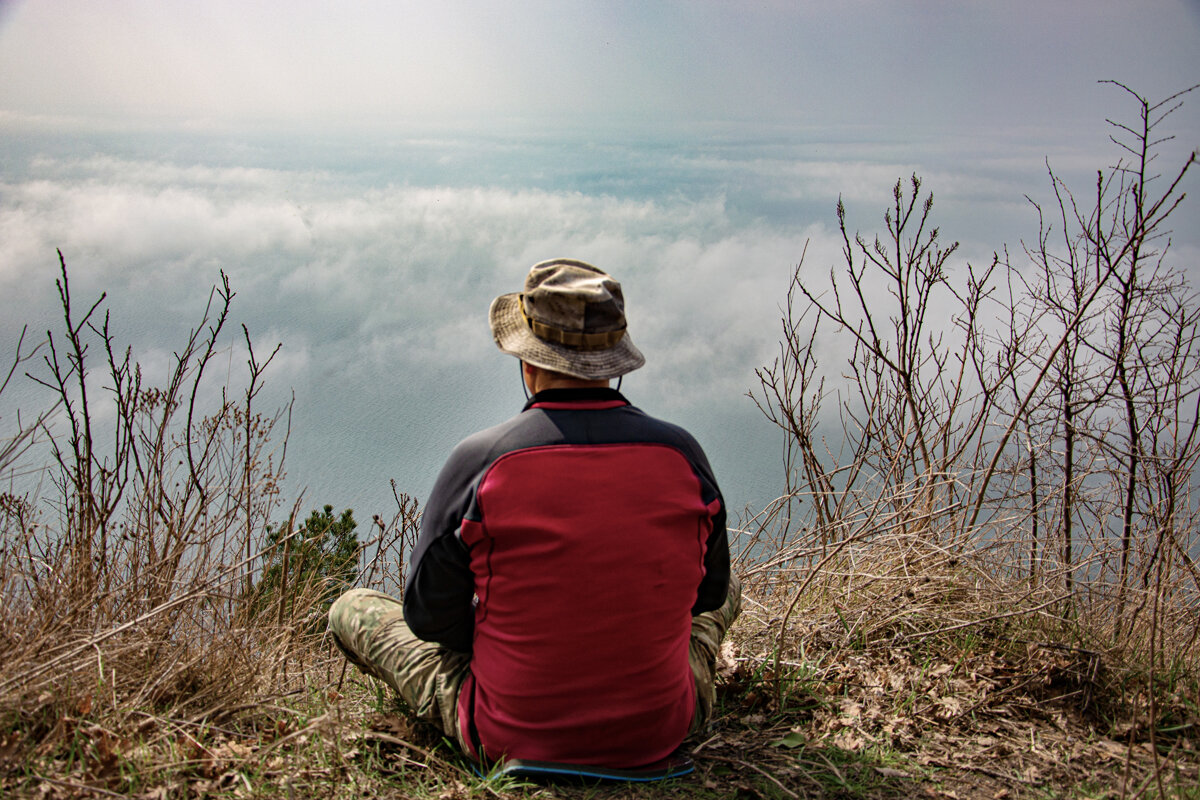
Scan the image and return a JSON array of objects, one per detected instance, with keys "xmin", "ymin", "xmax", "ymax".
[{"xmin": 327, "ymin": 574, "xmax": 742, "ymax": 754}]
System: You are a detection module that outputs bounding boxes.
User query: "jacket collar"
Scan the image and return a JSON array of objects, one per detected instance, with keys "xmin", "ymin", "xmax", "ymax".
[{"xmin": 523, "ymin": 387, "xmax": 629, "ymax": 411}]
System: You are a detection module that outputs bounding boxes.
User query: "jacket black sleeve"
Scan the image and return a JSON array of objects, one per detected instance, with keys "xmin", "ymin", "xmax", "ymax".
[{"xmin": 402, "ymin": 432, "xmax": 491, "ymax": 653}]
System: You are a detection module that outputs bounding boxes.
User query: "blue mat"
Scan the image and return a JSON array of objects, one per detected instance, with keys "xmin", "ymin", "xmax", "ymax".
[{"xmin": 489, "ymin": 753, "xmax": 694, "ymax": 782}]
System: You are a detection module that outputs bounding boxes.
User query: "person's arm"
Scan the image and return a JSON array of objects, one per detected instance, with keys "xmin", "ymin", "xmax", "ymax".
[
  {"xmin": 403, "ymin": 441, "xmax": 483, "ymax": 653},
  {"xmin": 682, "ymin": 436, "xmax": 730, "ymax": 615},
  {"xmin": 693, "ymin": 497, "xmax": 730, "ymax": 615}
]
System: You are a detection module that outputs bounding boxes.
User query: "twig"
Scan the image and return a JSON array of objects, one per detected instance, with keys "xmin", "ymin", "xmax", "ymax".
[
  {"xmin": 903, "ymin": 593, "xmax": 1070, "ymax": 641},
  {"xmin": 703, "ymin": 753, "xmax": 800, "ymax": 799},
  {"xmin": 928, "ymin": 758, "xmax": 1040, "ymax": 786},
  {"xmin": 254, "ymin": 711, "xmax": 333, "ymax": 758},
  {"xmin": 31, "ymin": 774, "xmax": 128, "ymax": 798},
  {"xmin": 354, "ymin": 731, "xmax": 456, "ymax": 771}
]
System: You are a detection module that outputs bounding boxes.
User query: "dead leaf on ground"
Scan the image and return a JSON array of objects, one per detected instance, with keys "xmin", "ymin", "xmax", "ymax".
[{"xmin": 832, "ymin": 729, "xmax": 865, "ymax": 751}]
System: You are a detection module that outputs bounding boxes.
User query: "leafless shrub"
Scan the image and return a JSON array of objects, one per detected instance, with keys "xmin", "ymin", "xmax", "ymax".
[
  {"xmin": 0, "ymin": 254, "xmax": 420, "ymax": 779},
  {"xmin": 746, "ymin": 83, "xmax": 1199, "ymax": 746}
]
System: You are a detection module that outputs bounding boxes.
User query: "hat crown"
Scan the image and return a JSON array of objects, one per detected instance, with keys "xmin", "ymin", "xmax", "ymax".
[
  {"xmin": 489, "ymin": 258, "xmax": 645, "ymax": 380},
  {"xmin": 522, "ymin": 260, "xmax": 627, "ymax": 342}
]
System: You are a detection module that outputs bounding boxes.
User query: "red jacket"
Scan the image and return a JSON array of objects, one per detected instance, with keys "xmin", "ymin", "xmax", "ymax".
[{"xmin": 404, "ymin": 387, "xmax": 729, "ymax": 766}]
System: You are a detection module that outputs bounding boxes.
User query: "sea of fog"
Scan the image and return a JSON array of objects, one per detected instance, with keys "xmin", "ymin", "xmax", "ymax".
[{"xmin": 3, "ymin": 118, "xmax": 1197, "ymax": 532}]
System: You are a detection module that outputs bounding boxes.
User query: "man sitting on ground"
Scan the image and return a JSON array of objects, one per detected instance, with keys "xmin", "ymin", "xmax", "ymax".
[{"xmin": 329, "ymin": 258, "xmax": 741, "ymax": 767}]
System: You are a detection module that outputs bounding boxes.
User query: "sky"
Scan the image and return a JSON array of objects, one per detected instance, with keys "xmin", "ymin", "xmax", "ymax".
[
  {"xmin": 1, "ymin": 1, "xmax": 1198, "ymax": 132},
  {"xmin": 1, "ymin": 1, "xmax": 1198, "ymax": 528}
]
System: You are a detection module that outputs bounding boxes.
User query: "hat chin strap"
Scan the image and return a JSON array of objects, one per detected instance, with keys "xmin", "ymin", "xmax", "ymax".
[{"xmin": 519, "ymin": 360, "xmax": 622, "ymax": 399}]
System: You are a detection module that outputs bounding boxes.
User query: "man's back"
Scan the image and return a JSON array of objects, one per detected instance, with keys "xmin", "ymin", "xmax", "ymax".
[
  {"xmin": 329, "ymin": 260, "xmax": 738, "ymax": 770},
  {"xmin": 406, "ymin": 389, "xmax": 728, "ymax": 765}
]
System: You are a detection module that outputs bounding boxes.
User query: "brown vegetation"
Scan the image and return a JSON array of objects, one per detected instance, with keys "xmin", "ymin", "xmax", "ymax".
[
  {"xmin": 741, "ymin": 81, "xmax": 1199, "ymax": 797},
  {"xmin": 1, "ymin": 82, "xmax": 1198, "ymax": 798}
]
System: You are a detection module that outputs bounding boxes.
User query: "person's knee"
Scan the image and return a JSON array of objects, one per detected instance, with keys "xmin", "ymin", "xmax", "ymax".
[
  {"xmin": 328, "ymin": 587, "xmax": 401, "ymax": 639},
  {"xmin": 331, "ymin": 587, "xmax": 368, "ymax": 610},
  {"xmin": 328, "ymin": 587, "xmax": 371, "ymax": 631},
  {"xmin": 724, "ymin": 573, "xmax": 743, "ymax": 627}
]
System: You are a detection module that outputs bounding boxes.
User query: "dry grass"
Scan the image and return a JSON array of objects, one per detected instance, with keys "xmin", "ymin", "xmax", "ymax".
[
  {"xmin": 3, "ymin": 85, "xmax": 1200, "ymax": 798},
  {"xmin": 713, "ymin": 508, "xmax": 1200, "ymax": 799},
  {"xmin": 4, "ymin": 538, "xmax": 1196, "ymax": 799},
  {"xmin": 0, "ymin": 258, "xmax": 428, "ymax": 799}
]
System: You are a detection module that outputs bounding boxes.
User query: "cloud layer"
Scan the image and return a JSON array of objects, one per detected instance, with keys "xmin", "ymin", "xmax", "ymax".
[
  {"xmin": 3, "ymin": 117, "xmax": 1196, "ymax": 520},
  {"xmin": 1, "ymin": 134, "xmax": 835, "ymax": 515}
]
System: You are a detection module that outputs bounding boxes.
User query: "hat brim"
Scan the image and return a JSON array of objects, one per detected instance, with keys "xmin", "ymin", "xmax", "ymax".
[{"xmin": 489, "ymin": 293, "xmax": 645, "ymax": 380}]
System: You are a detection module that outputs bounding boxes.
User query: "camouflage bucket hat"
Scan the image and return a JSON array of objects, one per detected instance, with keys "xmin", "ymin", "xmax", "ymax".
[{"xmin": 489, "ymin": 259, "xmax": 645, "ymax": 380}]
